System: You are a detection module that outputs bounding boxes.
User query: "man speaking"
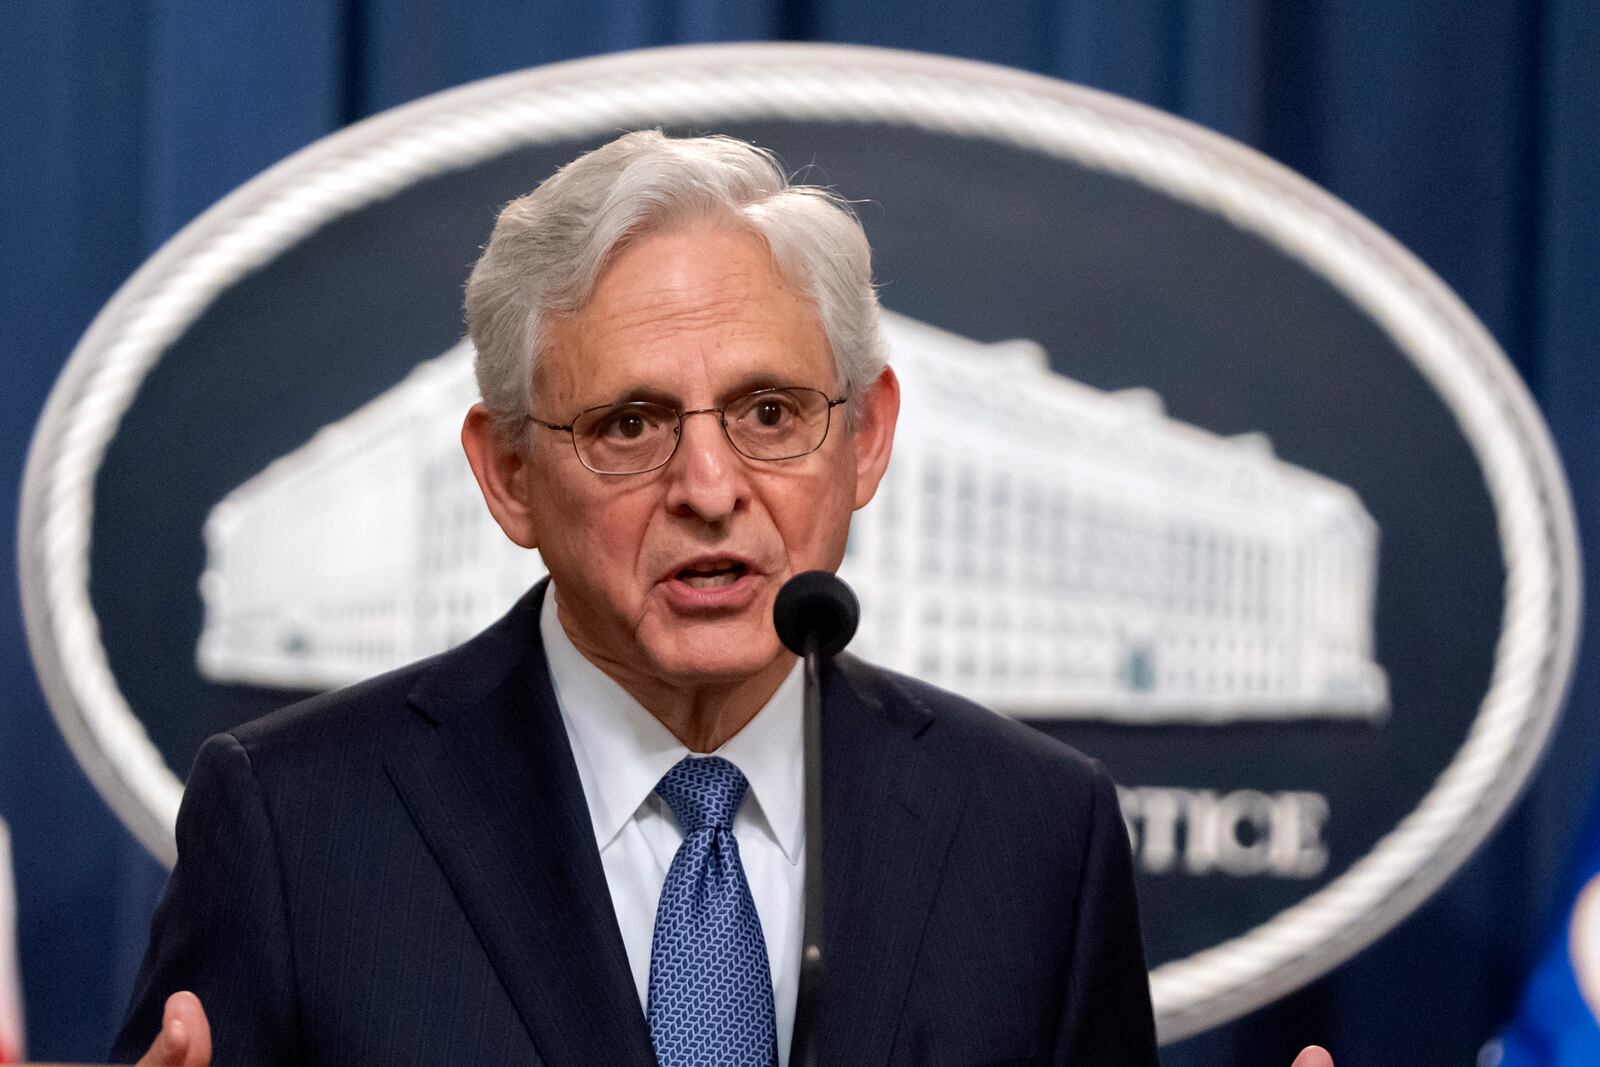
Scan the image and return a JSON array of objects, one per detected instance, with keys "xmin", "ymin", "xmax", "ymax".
[{"xmin": 113, "ymin": 131, "xmax": 1329, "ymax": 1066}]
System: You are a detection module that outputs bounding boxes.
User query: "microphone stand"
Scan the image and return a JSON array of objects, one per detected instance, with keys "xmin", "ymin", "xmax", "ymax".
[
  {"xmin": 774, "ymin": 570, "xmax": 857, "ymax": 1067},
  {"xmin": 790, "ymin": 632, "xmax": 825, "ymax": 1067}
]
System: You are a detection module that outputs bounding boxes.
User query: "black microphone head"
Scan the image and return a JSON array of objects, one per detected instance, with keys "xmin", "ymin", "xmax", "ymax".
[{"xmin": 773, "ymin": 570, "xmax": 860, "ymax": 658}]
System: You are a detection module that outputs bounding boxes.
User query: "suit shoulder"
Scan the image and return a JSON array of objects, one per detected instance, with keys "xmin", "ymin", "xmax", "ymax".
[
  {"xmin": 225, "ymin": 587, "xmax": 544, "ymax": 764},
  {"xmin": 225, "ymin": 652, "xmax": 441, "ymax": 762},
  {"xmin": 224, "ymin": 579, "xmax": 550, "ymax": 755},
  {"xmin": 844, "ymin": 656, "xmax": 1107, "ymax": 786}
]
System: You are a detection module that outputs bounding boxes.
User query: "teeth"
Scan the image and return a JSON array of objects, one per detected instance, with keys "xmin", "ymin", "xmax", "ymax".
[
  {"xmin": 682, "ymin": 573, "xmax": 740, "ymax": 588},
  {"xmin": 679, "ymin": 560, "xmax": 745, "ymax": 577}
]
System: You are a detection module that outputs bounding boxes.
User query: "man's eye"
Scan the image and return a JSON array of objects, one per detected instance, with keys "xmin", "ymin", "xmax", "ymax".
[
  {"xmin": 754, "ymin": 400, "xmax": 790, "ymax": 427},
  {"xmin": 597, "ymin": 409, "xmax": 657, "ymax": 440}
]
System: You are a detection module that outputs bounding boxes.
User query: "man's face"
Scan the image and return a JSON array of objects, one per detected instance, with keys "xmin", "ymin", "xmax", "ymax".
[{"xmin": 474, "ymin": 222, "xmax": 895, "ymax": 689}]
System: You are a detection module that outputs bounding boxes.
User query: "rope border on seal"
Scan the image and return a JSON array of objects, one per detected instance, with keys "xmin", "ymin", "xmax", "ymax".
[{"xmin": 15, "ymin": 43, "xmax": 1582, "ymax": 1043}]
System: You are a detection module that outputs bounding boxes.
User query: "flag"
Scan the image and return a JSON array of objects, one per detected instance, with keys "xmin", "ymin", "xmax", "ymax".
[
  {"xmin": 0, "ymin": 819, "xmax": 21, "ymax": 1063},
  {"xmin": 1483, "ymin": 803, "xmax": 1600, "ymax": 1066}
]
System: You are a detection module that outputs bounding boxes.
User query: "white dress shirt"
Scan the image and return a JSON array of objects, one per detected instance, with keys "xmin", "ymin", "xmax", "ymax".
[{"xmin": 540, "ymin": 585, "xmax": 805, "ymax": 1065}]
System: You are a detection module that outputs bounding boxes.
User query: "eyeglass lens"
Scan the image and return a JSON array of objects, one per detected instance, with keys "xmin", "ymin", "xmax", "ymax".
[{"xmin": 570, "ymin": 387, "xmax": 834, "ymax": 473}]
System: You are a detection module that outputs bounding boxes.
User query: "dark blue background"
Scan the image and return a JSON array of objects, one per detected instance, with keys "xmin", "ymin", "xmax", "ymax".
[{"xmin": 2, "ymin": 2, "xmax": 1596, "ymax": 1063}]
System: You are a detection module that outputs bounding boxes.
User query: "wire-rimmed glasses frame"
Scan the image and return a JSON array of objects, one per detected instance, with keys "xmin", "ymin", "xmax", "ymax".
[{"xmin": 523, "ymin": 386, "xmax": 850, "ymax": 476}]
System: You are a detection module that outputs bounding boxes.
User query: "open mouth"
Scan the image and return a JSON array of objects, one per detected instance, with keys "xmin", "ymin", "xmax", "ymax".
[{"xmin": 675, "ymin": 560, "xmax": 749, "ymax": 589}]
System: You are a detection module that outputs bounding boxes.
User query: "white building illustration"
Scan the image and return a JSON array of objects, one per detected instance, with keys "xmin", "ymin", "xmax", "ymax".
[{"xmin": 197, "ymin": 312, "xmax": 1387, "ymax": 723}]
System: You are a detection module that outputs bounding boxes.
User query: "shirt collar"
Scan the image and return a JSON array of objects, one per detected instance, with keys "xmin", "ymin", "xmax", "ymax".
[{"xmin": 540, "ymin": 583, "xmax": 805, "ymax": 864}]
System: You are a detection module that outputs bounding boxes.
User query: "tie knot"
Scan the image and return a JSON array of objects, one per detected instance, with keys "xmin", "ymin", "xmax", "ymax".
[{"xmin": 655, "ymin": 756, "xmax": 748, "ymax": 832}]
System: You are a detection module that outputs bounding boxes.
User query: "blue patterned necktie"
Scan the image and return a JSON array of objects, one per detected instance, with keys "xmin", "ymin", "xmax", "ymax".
[{"xmin": 648, "ymin": 755, "xmax": 778, "ymax": 1067}]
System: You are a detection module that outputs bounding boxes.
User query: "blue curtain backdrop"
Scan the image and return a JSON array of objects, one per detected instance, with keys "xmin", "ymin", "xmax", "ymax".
[{"xmin": 2, "ymin": 1, "xmax": 1595, "ymax": 1062}]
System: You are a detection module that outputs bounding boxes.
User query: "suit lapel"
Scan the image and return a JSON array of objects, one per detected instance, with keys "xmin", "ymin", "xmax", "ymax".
[
  {"xmin": 381, "ymin": 587, "xmax": 964, "ymax": 1066},
  {"xmin": 383, "ymin": 586, "xmax": 656, "ymax": 1067},
  {"xmin": 819, "ymin": 656, "xmax": 969, "ymax": 1065}
]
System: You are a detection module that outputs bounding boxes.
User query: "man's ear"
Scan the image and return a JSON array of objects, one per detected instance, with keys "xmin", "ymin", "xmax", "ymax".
[
  {"xmin": 849, "ymin": 366, "xmax": 900, "ymax": 511},
  {"xmin": 461, "ymin": 403, "xmax": 541, "ymax": 549}
]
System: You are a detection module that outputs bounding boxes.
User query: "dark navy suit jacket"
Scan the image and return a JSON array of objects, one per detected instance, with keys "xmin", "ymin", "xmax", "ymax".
[{"xmin": 114, "ymin": 581, "xmax": 1158, "ymax": 1065}]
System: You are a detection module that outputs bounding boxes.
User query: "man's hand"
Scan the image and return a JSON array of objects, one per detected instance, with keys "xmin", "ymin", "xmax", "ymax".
[
  {"xmin": 1291, "ymin": 1046, "xmax": 1333, "ymax": 1067},
  {"xmin": 134, "ymin": 991, "xmax": 211, "ymax": 1067}
]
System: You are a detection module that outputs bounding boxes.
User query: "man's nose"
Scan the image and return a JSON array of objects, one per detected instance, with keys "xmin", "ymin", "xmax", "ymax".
[{"xmin": 663, "ymin": 409, "xmax": 745, "ymax": 523}]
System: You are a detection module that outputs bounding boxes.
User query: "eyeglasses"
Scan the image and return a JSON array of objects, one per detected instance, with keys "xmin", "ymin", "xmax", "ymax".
[{"xmin": 525, "ymin": 386, "xmax": 849, "ymax": 476}]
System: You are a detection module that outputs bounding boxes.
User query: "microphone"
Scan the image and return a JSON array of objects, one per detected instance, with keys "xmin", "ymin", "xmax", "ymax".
[
  {"xmin": 774, "ymin": 569, "xmax": 860, "ymax": 658},
  {"xmin": 773, "ymin": 570, "xmax": 858, "ymax": 1067}
]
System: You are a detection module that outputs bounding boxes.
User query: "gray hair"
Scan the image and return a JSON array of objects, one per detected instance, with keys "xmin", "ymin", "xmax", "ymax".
[{"xmin": 464, "ymin": 130, "xmax": 886, "ymax": 441}]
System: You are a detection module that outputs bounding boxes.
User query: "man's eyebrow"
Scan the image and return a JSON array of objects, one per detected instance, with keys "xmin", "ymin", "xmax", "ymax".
[
  {"xmin": 590, "ymin": 374, "xmax": 818, "ymax": 410},
  {"xmin": 593, "ymin": 385, "xmax": 679, "ymax": 408},
  {"xmin": 719, "ymin": 372, "xmax": 812, "ymax": 399}
]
